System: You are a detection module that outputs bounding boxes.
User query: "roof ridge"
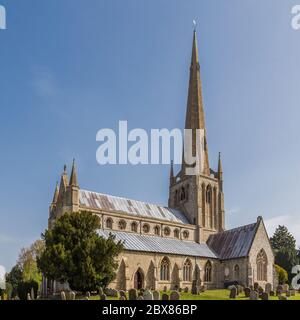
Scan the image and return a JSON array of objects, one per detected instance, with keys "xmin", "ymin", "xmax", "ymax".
[
  {"xmin": 80, "ymin": 189, "xmax": 169, "ymax": 209},
  {"xmin": 215, "ymin": 222, "xmax": 257, "ymax": 235}
]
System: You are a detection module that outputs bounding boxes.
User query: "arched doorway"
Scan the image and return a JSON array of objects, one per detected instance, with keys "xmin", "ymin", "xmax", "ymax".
[{"xmin": 134, "ymin": 268, "xmax": 144, "ymax": 290}]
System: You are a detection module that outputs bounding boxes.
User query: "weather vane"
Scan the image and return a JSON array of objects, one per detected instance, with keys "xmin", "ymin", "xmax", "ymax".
[{"xmin": 193, "ymin": 19, "xmax": 197, "ymax": 29}]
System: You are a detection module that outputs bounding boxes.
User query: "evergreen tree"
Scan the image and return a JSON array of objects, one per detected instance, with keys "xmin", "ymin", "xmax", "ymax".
[
  {"xmin": 270, "ymin": 225, "xmax": 299, "ymax": 282},
  {"xmin": 37, "ymin": 211, "xmax": 123, "ymax": 292}
]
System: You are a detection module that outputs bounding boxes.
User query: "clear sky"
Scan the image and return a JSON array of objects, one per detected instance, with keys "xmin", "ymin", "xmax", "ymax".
[{"xmin": 1, "ymin": 0, "xmax": 300, "ymax": 271}]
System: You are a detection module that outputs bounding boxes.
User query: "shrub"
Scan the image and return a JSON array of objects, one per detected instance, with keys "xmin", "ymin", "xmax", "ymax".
[
  {"xmin": 17, "ymin": 280, "xmax": 38, "ymax": 300},
  {"xmin": 275, "ymin": 264, "xmax": 288, "ymax": 285}
]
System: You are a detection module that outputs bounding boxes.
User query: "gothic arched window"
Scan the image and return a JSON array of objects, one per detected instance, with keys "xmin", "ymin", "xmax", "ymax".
[
  {"xmin": 206, "ymin": 186, "xmax": 212, "ymax": 204},
  {"xmin": 143, "ymin": 223, "xmax": 150, "ymax": 234},
  {"xmin": 174, "ymin": 229, "xmax": 179, "ymax": 238},
  {"xmin": 164, "ymin": 227, "xmax": 171, "ymax": 236},
  {"xmin": 106, "ymin": 218, "xmax": 113, "ymax": 229},
  {"xmin": 182, "ymin": 230, "xmax": 189, "ymax": 239},
  {"xmin": 256, "ymin": 249, "xmax": 268, "ymax": 281},
  {"xmin": 180, "ymin": 187, "xmax": 186, "ymax": 201},
  {"xmin": 131, "ymin": 222, "xmax": 138, "ymax": 232},
  {"xmin": 234, "ymin": 264, "xmax": 240, "ymax": 280},
  {"xmin": 154, "ymin": 226, "xmax": 160, "ymax": 236},
  {"xmin": 204, "ymin": 261, "xmax": 212, "ymax": 282},
  {"xmin": 183, "ymin": 259, "xmax": 192, "ymax": 282},
  {"xmin": 118, "ymin": 219, "xmax": 126, "ymax": 230},
  {"xmin": 160, "ymin": 257, "xmax": 170, "ymax": 281}
]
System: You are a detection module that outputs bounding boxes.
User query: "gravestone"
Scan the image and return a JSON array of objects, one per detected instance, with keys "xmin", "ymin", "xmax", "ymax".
[
  {"xmin": 69, "ymin": 291, "xmax": 76, "ymax": 300},
  {"xmin": 261, "ymin": 292, "xmax": 269, "ymax": 300},
  {"xmin": 128, "ymin": 289, "xmax": 138, "ymax": 300},
  {"xmin": 244, "ymin": 287, "xmax": 251, "ymax": 298},
  {"xmin": 153, "ymin": 290, "xmax": 160, "ymax": 300},
  {"xmin": 283, "ymin": 284, "xmax": 289, "ymax": 293},
  {"xmin": 31, "ymin": 288, "xmax": 35, "ymax": 300},
  {"xmin": 98, "ymin": 287, "xmax": 104, "ymax": 296},
  {"xmin": 191, "ymin": 280, "xmax": 199, "ymax": 295},
  {"xmin": 254, "ymin": 282, "xmax": 259, "ymax": 291},
  {"xmin": 236, "ymin": 285, "xmax": 243, "ymax": 295},
  {"xmin": 286, "ymin": 290, "xmax": 291, "ymax": 297},
  {"xmin": 270, "ymin": 290, "xmax": 275, "ymax": 296},
  {"xmin": 170, "ymin": 291, "xmax": 180, "ymax": 300},
  {"xmin": 143, "ymin": 289, "xmax": 153, "ymax": 300},
  {"xmin": 179, "ymin": 288, "xmax": 182, "ymax": 293},
  {"xmin": 265, "ymin": 283, "xmax": 272, "ymax": 294},
  {"xmin": 27, "ymin": 293, "xmax": 31, "ymax": 300},
  {"xmin": 258, "ymin": 287, "xmax": 264, "ymax": 295},
  {"xmin": 119, "ymin": 296, "xmax": 126, "ymax": 300},
  {"xmin": 184, "ymin": 287, "xmax": 189, "ymax": 293},
  {"xmin": 100, "ymin": 294, "xmax": 107, "ymax": 300},
  {"xmin": 278, "ymin": 295, "xmax": 288, "ymax": 300},
  {"xmin": 250, "ymin": 290, "xmax": 259, "ymax": 300},
  {"xmin": 104, "ymin": 288, "xmax": 119, "ymax": 297},
  {"xmin": 137, "ymin": 296, "xmax": 144, "ymax": 300},
  {"xmin": 119, "ymin": 290, "xmax": 126, "ymax": 299},
  {"xmin": 229, "ymin": 286, "xmax": 237, "ymax": 299},
  {"xmin": 200, "ymin": 285, "xmax": 206, "ymax": 292},
  {"xmin": 60, "ymin": 291, "xmax": 66, "ymax": 301},
  {"xmin": 86, "ymin": 291, "xmax": 91, "ymax": 300},
  {"xmin": 290, "ymin": 289, "xmax": 295, "ymax": 296},
  {"xmin": 162, "ymin": 293, "xmax": 169, "ymax": 300}
]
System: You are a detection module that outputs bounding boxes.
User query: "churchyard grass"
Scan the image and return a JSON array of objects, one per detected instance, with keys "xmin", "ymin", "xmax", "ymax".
[{"xmin": 88, "ymin": 289, "xmax": 300, "ymax": 300}]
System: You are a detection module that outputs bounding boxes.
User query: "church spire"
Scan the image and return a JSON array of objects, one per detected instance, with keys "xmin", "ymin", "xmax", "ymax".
[
  {"xmin": 52, "ymin": 182, "xmax": 59, "ymax": 204},
  {"xmin": 59, "ymin": 164, "xmax": 68, "ymax": 193},
  {"xmin": 169, "ymin": 160, "xmax": 175, "ymax": 185},
  {"xmin": 182, "ymin": 29, "xmax": 210, "ymax": 176},
  {"xmin": 218, "ymin": 152, "xmax": 223, "ymax": 181},
  {"xmin": 69, "ymin": 159, "xmax": 79, "ymax": 187}
]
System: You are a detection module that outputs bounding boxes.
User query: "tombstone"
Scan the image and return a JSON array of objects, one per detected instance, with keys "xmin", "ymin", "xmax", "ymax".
[
  {"xmin": 100, "ymin": 294, "xmax": 107, "ymax": 300},
  {"xmin": 162, "ymin": 293, "xmax": 169, "ymax": 300},
  {"xmin": 290, "ymin": 289, "xmax": 296, "ymax": 296},
  {"xmin": 278, "ymin": 295, "xmax": 288, "ymax": 300},
  {"xmin": 258, "ymin": 286, "xmax": 264, "ymax": 295},
  {"xmin": 236, "ymin": 285, "xmax": 243, "ymax": 295},
  {"xmin": 191, "ymin": 280, "xmax": 199, "ymax": 295},
  {"xmin": 104, "ymin": 288, "xmax": 119, "ymax": 297},
  {"xmin": 283, "ymin": 284, "xmax": 289, "ymax": 293},
  {"xmin": 163, "ymin": 286, "xmax": 167, "ymax": 292},
  {"xmin": 178, "ymin": 288, "xmax": 182, "ymax": 293},
  {"xmin": 200, "ymin": 285, "xmax": 206, "ymax": 292},
  {"xmin": 170, "ymin": 291, "xmax": 180, "ymax": 300},
  {"xmin": 270, "ymin": 290, "xmax": 275, "ymax": 297},
  {"xmin": 229, "ymin": 286, "xmax": 237, "ymax": 299},
  {"xmin": 244, "ymin": 287, "xmax": 251, "ymax": 298},
  {"xmin": 253, "ymin": 282, "xmax": 259, "ymax": 291},
  {"xmin": 137, "ymin": 296, "xmax": 144, "ymax": 300},
  {"xmin": 86, "ymin": 291, "xmax": 91, "ymax": 300},
  {"xmin": 249, "ymin": 285, "xmax": 254, "ymax": 291},
  {"xmin": 31, "ymin": 287, "xmax": 35, "ymax": 300},
  {"xmin": 143, "ymin": 289, "xmax": 153, "ymax": 300},
  {"xmin": 60, "ymin": 291, "xmax": 66, "ymax": 301},
  {"xmin": 27, "ymin": 293, "xmax": 31, "ymax": 300},
  {"xmin": 286, "ymin": 290, "xmax": 291, "ymax": 297},
  {"xmin": 265, "ymin": 283, "xmax": 272, "ymax": 294},
  {"xmin": 98, "ymin": 287, "xmax": 104, "ymax": 296},
  {"xmin": 250, "ymin": 290, "xmax": 259, "ymax": 300},
  {"xmin": 152, "ymin": 290, "xmax": 160, "ymax": 300},
  {"xmin": 173, "ymin": 285, "xmax": 179, "ymax": 291},
  {"xmin": 119, "ymin": 296, "xmax": 126, "ymax": 300},
  {"xmin": 119, "ymin": 290, "xmax": 126, "ymax": 299},
  {"xmin": 261, "ymin": 292, "xmax": 269, "ymax": 300},
  {"xmin": 184, "ymin": 287, "xmax": 189, "ymax": 293},
  {"xmin": 69, "ymin": 291, "xmax": 76, "ymax": 300},
  {"xmin": 128, "ymin": 289, "xmax": 138, "ymax": 301}
]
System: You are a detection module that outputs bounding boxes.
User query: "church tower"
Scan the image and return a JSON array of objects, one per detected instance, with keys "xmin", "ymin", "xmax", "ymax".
[{"xmin": 168, "ymin": 29, "xmax": 225, "ymax": 243}]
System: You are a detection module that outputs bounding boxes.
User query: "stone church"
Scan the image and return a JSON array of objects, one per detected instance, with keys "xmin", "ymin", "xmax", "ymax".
[{"xmin": 43, "ymin": 30, "xmax": 274, "ymax": 294}]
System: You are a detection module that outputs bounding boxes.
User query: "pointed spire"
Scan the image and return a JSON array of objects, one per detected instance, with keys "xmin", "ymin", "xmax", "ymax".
[
  {"xmin": 59, "ymin": 164, "xmax": 68, "ymax": 193},
  {"xmin": 52, "ymin": 182, "xmax": 59, "ymax": 204},
  {"xmin": 218, "ymin": 152, "xmax": 223, "ymax": 180},
  {"xmin": 69, "ymin": 159, "xmax": 79, "ymax": 187},
  {"xmin": 170, "ymin": 160, "xmax": 175, "ymax": 185},
  {"xmin": 182, "ymin": 28, "xmax": 210, "ymax": 176}
]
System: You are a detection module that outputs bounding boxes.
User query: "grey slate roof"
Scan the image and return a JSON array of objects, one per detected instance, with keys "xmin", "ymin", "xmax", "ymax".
[
  {"xmin": 80, "ymin": 190, "xmax": 189, "ymax": 224},
  {"xmin": 98, "ymin": 229, "xmax": 217, "ymax": 259},
  {"xmin": 207, "ymin": 222, "xmax": 259, "ymax": 260}
]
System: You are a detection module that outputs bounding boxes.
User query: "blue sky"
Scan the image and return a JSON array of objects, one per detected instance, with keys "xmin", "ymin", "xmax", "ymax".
[{"xmin": 1, "ymin": 0, "xmax": 300, "ymax": 271}]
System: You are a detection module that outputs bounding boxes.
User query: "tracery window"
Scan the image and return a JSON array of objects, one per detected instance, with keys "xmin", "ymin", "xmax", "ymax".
[
  {"xmin": 183, "ymin": 259, "xmax": 192, "ymax": 282},
  {"xmin": 256, "ymin": 249, "xmax": 268, "ymax": 281},
  {"xmin": 160, "ymin": 257, "xmax": 170, "ymax": 281}
]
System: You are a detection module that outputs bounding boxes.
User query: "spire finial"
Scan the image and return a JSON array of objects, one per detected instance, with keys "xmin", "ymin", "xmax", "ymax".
[
  {"xmin": 69, "ymin": 158, "xmax": 79, "ymax": 187},
  {"xmin": 218, "ymin": 152, "xmax": 223, "ymax": 180},
  {"xmin": 193, "ymin": 19, "xmax": 197, "ymax": 30},
  {"xmin": 63, "ymin": 164, "xmax": 67, "ymax": 173}
]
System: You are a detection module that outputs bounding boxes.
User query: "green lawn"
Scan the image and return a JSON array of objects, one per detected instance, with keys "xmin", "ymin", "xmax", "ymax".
[{"xmin": 89, "ymin": 289, "xmax": 300, "ymax": 301}]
